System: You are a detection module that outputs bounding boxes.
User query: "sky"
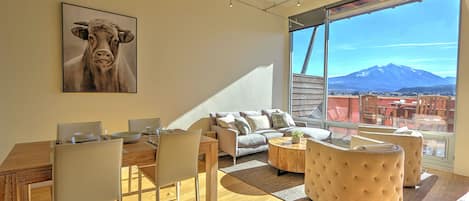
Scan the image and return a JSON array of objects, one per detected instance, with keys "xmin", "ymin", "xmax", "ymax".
[{"xmin": 291, "ymin": 0, "xmax": 461, "ymax": 78}]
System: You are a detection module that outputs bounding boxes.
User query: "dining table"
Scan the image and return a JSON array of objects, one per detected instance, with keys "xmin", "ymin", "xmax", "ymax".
[{"xmin": 0, "ymin": 134, "xmax": 218, "ymax": 201}]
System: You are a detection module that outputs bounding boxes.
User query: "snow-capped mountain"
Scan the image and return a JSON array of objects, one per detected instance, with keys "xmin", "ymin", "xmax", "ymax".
[{"xmin": 328, "ymin": 63, "xmax": 455, "ymax": 92}]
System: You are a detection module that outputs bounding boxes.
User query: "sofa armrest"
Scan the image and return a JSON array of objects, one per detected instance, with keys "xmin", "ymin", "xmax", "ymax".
[
  {"xmin": 294, "ymin": 121, "xmax": 308, "ymax": 127},
  {"xmin": 211, "ymin": 125, "xmax": 239, "ymax": 158}
]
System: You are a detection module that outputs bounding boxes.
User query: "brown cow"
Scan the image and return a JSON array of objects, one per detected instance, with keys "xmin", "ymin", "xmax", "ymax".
[{"xmin": 64, "ymin": 19, "xmax": 136, "ymax": 92}]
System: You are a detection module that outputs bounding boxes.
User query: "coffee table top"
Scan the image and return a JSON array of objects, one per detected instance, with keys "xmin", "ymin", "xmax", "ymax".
[{"xmin": 268, "ymin": 137, "xmax": 306, "ymax": 150}]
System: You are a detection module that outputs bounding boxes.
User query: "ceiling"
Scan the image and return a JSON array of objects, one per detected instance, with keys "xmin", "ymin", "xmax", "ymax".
[{"xmin": 238, "ymin": 0, "xmax": 344, "ymax": 17}]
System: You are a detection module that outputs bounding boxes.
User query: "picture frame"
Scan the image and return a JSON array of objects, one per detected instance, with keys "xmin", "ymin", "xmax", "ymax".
[{"xmin": 61, "ymin": 3, "xmax": 137, "ymax": 93}]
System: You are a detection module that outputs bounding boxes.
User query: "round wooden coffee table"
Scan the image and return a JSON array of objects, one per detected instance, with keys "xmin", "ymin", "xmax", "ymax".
[{"xmin": 268, "ymin": 137, "xmax": 306, "ymax": 174}]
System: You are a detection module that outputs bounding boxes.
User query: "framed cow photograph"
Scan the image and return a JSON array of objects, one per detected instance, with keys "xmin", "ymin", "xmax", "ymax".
[{"xmin": 61, "ymin": 3, "xmax": 137, "ymax": 93}]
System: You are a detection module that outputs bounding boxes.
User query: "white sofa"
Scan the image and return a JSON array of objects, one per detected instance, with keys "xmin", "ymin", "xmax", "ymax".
[{"xmin": 210, "ymin": 109, "xmax": 331, "ymax": 164}]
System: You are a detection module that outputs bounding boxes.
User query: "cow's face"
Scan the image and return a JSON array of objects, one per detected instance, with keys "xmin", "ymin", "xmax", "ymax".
[{"xmin": 71, "ymin": 19, "xmax": 134, "ymax": 72}]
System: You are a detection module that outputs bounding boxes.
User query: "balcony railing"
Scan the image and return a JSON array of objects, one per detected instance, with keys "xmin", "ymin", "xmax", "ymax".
[{"xmin": 291, "ymin": 74, "xmax": 455, "ymax": 133}]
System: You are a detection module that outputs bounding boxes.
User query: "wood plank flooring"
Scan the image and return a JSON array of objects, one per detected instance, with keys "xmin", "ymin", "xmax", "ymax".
[
  {"xmin": 31, "ymin": 165, "xmax": 281, "ymax": 201},
  {"xmin": 31, "ymin": 165, "xmax": 469, "ymax": 201}
]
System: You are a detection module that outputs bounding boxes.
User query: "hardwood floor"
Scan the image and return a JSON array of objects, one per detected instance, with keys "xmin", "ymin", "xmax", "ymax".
[
  {"xmin": 31, "ymin": 165, "xmax": 469, "ymax": 201},
  {"xmin": 31, "ymin": 165, "xmax": 280, "ymax": 201}
]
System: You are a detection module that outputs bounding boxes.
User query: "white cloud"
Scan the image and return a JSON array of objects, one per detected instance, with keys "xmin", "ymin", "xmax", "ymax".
[{"xmin": 372, "ymin": 42, "xmax": 457, "ymax": 48}]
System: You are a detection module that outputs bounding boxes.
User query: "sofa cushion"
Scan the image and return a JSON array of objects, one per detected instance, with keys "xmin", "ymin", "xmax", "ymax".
[
  {"xmin": 246, "ymin": 115, "xmax": 271, "ymax": 131},
  {"xmin": 271, "ymin": 112, "xmax": 290, "ymax": 128},
  {"xmin": 216, "ymin": 114, "xmax": 235, "ymax": 129},
  {"xmin": 237, "ymin": 134, "xmax": 266, "ymax": 148},
  {"xmin": 234, "ymin": 117, "xmax": 251, "ymax": 135},
  {"xmin": 253, "ymin": 129, "xmax": 284, "ymax": 140},
  {"xmin": 280, "ymin": 127, "xmax": 331, "ymax": 141},
  {"xmin": 261, "ymin": 109, "xmax": 282, "ymax": 119},
  {"xmin": 261, "ymin": 132, "xmax": 284, "ymax": 140},
  {"xmin": 261, "ymin": 109, "xmax": 282, "ymax": 126},
  {"xmin": 214, "ymin": 112, "xmax": 241, "ymax": 118},
  {"xmin": 240, "ymin": 111, "xmax": 262, "ymax": 117}
]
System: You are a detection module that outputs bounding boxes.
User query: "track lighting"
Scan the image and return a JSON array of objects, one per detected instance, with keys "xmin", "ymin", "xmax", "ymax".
[{"xmin": 296, "ymin": 0, "xmax": 301, "ymax": 7}]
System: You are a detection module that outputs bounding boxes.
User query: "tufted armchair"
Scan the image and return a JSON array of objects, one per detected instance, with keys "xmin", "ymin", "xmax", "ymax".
[
  {"xmin": 357, "ymin": 126, "xmax": 423, "ymax": 187},
  {"xmin": 305, "ymin": 137, "xmax": 404, "ymax": 201}
]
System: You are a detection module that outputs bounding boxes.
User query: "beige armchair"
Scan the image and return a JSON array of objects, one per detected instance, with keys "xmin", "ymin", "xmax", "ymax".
[
  {"xmin": 54, "ymin": 139, "xmax": 123, "ymax": 201},
  {"xmin": 357, "ymin": 126, "xmax": 424, "ymax": 187},
  {"xmin": 305, "ymin": 137, "xmax": 404, "ymax": 201}
]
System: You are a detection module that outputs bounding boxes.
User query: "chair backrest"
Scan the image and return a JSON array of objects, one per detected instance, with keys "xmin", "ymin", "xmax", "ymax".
[
  {"xmin": 357, "ymin": 131, "xmax": 423, "ymax": 187},
  {"xmin": 416, "ymin": 95, "xmax": 449, "ymax": 119},
  {"xmin": 156, "ymin": 130, "xmax": 201, "ymax": 187},
  {"xmin": 54, "ymin": 139, "xmax": 123, "ymax": 201},
  {"xmin": 57, "ymin": 121, "xmax": 102, "ymax": 142},
  {"xmin": 360, "ymin": 95, "xmax": 379, "ymax": 124},
  {"xmin": 305, "ymin": 138, "xmax": 404, "ymax": 201},
  {"xmin": 128, "ymin": 118, "xmax": 161, "ymax": 133}
]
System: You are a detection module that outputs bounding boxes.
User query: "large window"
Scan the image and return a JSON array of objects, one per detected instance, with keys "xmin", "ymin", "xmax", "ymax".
[{"xmin": 290, "ymin": 0, "xmax": 460, "ymax": 170}]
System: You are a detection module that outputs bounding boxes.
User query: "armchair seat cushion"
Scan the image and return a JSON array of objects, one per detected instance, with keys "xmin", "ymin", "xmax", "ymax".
[
  {"xmin": 280, "ymin": 127, "xmax": 331, "ymax": 140},
  {"xmin": 237, "ymin": 134, "xmax": 266, "ymax": 148}
]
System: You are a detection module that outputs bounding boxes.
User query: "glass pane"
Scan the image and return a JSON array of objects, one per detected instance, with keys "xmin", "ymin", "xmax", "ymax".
[
  {"xmin": 423, "ymin": 138, "xmax": 447, "ymax": 158},
  {"xmin": 291, "ymin": 25, "xmax": 325, "ymax": 121},
  {"xmin": 326, "ymin": 0, "xmax": 459, "ymax": 134}
]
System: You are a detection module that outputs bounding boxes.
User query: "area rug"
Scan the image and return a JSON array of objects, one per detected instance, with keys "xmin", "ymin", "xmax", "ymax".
[{"xmin": 219, "ymin": 152, "xmax": 438, "ymax": 201}]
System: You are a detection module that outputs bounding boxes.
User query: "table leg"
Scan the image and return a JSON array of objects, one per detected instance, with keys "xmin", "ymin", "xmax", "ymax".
[
  {"xmin": 0, "ymin": 174, "xmax": 16, "ymax": 201},
  {"xmin": 205, "ymin": 143, "xmax": 218, "ymax": 201}
]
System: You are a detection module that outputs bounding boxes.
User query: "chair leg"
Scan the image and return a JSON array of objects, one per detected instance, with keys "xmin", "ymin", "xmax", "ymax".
[
  {"xmin": 195, "ymin": 174, "xmax": 200, "ymax": 201},
  {"xmin": 176, "ymin": 181, "xmax": 181, "ymax": 201},
  {"xmin": 233, "ymin": 156, "xmax": 237, "ymax": 165},
  {"xmin": 128, "ymin": 166, "xmax": 132, "ymax": 193},
  {"xmin": 138, "ymin": 169, "xmax": 142, "ymax": 201},
  {"xmin": 156, "ymin": 187, "xmax": 160, "ymax": 201}
]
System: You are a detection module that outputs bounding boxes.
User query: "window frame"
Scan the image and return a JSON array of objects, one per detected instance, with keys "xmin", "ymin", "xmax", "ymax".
[{"xmin": 288, "ymin": 0, "xmax": 462, "ymax": 171}]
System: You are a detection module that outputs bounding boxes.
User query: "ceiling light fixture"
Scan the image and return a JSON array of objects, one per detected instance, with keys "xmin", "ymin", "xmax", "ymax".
[
  {"xmin": 229, "ymin": 0, "xmax": 233, "ymax": 7},
  {"xmin": 296, "ymin": 0, "xmax": 301, "ymax": 7}
]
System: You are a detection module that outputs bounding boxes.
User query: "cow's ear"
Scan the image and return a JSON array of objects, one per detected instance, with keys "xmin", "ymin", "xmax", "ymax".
[
  {"xmin": 118, "ymin": 31, "xmax": 134, "ymax": 43},
  {"xmin": 71, "ymin": 27, "xmax": 88, "ymax": 40}
]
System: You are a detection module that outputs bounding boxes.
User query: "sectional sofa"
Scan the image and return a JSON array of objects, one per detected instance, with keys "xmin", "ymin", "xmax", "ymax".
[{"xmin": 210, "ymin": 109, "xmax": 332, "ymax": 164}]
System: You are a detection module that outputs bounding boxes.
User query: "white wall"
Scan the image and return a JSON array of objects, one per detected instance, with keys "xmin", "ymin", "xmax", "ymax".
[
  {"xmin": 454, "ymin": 0, "xmax": 469, "ymax": 177},
  {"xmin": 0, "ymin": 0, "xmax": 289, "ymax": 162}
]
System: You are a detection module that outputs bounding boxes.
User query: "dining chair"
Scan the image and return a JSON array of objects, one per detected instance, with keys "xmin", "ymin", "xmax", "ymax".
[
  {"xmin": 54, "ymin": 138, "xmax": 123, "ymax": 201},
  {"xmin": 137, "ymin": 129, "xmax": 202, "ymax": 201},
  {"xmin": 127, "ymin": 118, "xmax": 161, "ymax": 192},
  {"xmin": 128, "ymin": 118, "xmax": 161, "ymax": 133},
  {"xmin": 57, "ymin": 121, "xmax": 103, "ymax": 143}
]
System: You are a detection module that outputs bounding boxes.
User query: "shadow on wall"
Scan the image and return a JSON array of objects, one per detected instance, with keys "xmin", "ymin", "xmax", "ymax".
[{"xmin": 168, "ymin": 64, "xmax": 274, "ymax": 133}]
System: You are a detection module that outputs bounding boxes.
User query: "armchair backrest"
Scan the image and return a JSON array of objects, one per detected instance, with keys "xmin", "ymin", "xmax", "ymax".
[
  {"xmin": 305, "ymin": 139, "xmax": 404, "ymax": 201},
  {"xmin": 357, "ymin": 131, "xmax": 423, "ymax": 187}
]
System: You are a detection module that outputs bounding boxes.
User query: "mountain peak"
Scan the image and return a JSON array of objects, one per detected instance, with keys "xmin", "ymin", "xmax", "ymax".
[{"xmin": 329, "ymin": 63, "xmax": 454, "ymax": 92}]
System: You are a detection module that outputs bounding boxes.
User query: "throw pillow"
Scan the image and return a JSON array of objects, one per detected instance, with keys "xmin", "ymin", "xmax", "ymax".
[
  {"xmin": 240, "ymin": 111, "xmax": 262, "ymax": 117},
  {"xmin": 246, "ymin": 115, "xmax": 271, "ymax": 131},
  {"xmin": 234, "ymin": 117, "xmax": 251, "ymax": 135},
  {"xmin": 353, "ymin": 143, "xmax": 398, "ymax": 152},
  {"xmin": 216, "ymin": 114, "xmax": 235, "ymax": 129},
  {"xmin": 394, "ymin": 126, "xmax": 413, "ymax": 134},
  {"xmin": 284, "ymin": 113, "xmax": 296, "ymax": 126},
  {"xmin": 271, "ymin": 112, "xmax": 289, "ymax": 128}
]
